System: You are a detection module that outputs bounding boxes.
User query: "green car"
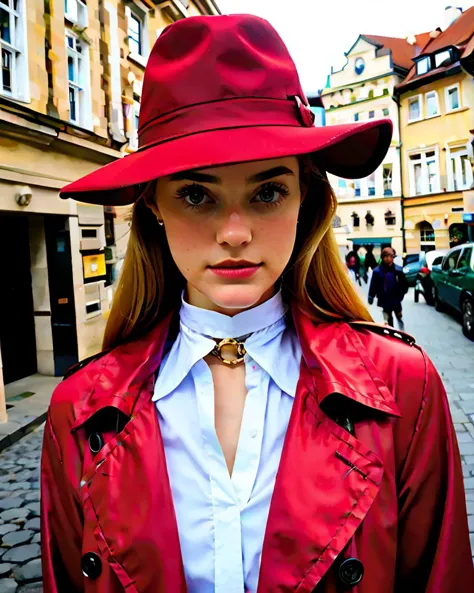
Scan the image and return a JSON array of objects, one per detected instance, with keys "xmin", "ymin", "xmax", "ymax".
[{"xmin": 431, "ymin": 242, "xmax": 474, "ymax": 341}]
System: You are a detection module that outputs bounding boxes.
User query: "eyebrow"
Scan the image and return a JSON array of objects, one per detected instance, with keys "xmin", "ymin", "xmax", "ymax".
[{"xmin": 169, "ymin": 165, "xmax": 295, "ymax": 185}]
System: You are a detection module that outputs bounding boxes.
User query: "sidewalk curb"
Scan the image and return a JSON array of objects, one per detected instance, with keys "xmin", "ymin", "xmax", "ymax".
[{"xmin": 0, "ymin": 412, "xmax": 47, "ymax": 453}]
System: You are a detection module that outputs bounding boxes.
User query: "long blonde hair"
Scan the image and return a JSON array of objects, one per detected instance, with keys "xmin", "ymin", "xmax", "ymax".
[{"xmin": 103, "ymin": 158, "xmax": 371, "ymax": 350}]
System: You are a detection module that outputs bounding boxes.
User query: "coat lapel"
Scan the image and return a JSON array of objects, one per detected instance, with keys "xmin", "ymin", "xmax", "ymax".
[{"xmin": 258, "ymin": 308, "xmax": 400, "ymax": 593}]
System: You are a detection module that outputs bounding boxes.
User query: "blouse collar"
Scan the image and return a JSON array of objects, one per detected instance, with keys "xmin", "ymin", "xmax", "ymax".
[
  {"xmin": 153, "ymin": 290, "xmax": 295, "ymax": 401},
  {"xmin": 179, "ymin": 290, "xmax": 288, "ymax": 339}
]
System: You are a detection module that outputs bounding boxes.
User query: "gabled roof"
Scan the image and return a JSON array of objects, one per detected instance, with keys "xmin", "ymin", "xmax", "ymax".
[
  {"xmin": 361, "ymin": 33, "xmax": 430, "ymax": 70},
  {"xmin": 397, "ymin": 7, "xmax": 474, "ymax": 90}
]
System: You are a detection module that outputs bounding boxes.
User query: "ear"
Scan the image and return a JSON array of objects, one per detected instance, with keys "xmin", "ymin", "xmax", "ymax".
[{"xmin": 143, "ymin": 187, "xmax": 162, "ymax": 220}]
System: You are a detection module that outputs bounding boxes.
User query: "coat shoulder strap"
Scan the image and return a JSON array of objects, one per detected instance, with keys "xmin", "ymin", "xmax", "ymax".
[{"xmin": 349, "ymin": 321, "xmax": 416, "ymax": 346}]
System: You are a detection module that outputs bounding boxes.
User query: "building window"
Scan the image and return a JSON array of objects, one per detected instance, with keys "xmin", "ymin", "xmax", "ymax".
[
  {"xmin": 445, "ymin": 83, "xmax": 460, "ymax": 112},
  {"xmin": 365, "ymin": 211, "xmax": 374, "ymax": 227},
  {"xmin": 434, "ymin": 49, "xmax": 452, "ymax": 68},
  {"xmin": 0, "ymin": 0, "xmax": 28, "ymax": 100},
  {"xmin": 354, "ymin": 112, "xmax": 359, "ymax": 122},
  {"xmin": 367, "ymin": 172, "xmax": 375, "ymax": 196},
  {"xmin": 66, "ymin": 32, "xmax": 92, "ymax": 128},
  {"xmin": 385, "ymin": 209, "xmax": 396, "ymax": 226},
  {"xmin": 368, "ymin": 110, "xmax": 375, "ymax": 119},
  {"xmin": 126, "ymin": 3, "xmax": 148, "ymax": 63},
  {"xmin": 368, "ymin": 90, "xmax": 374, "ymax": 99},
  {"xmin": 382, "ymin": 107, "xmax": 389, "ymax": 116},
  {"xmin": 408, "ymin": 95, "xmax": 422, "ymax": 122},
  {"xmin": 416, "ymin": 56, "xmax": 430, "ymax": 76},
  {"xmin": 383, "ymin": 164, "xmax": 393, "ymax": 196},
  {"xmin": 425, "ymin": 90, "xmax": 439, "ymax": 117},
  {"xmin": 354, "ymin": 179, "xmax": 361, "ymax": 197},
  {"xmin": 419, "ymin": 221, "xmax": 435, "ymax": 252},
  {"xmin": 64, "ymin": 0, "xmax": 88, "ymax": 27},
  {"xmin": 448, "ymin": 146, "xmax": 474, "ymax": 191},
  {"xmin": 409, "ymin": 150, "xmax": 440, "ymax": 196},
  {"xmin": 332, "ymin": 214, "xmax": 342, "ymax": 229},
  {"xmin": 351, "ymin": 212, "xmax": 360, "ymax": 228}
]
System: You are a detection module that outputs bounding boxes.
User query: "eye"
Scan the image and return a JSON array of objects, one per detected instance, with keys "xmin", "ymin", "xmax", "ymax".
[
  {"xmin": 175, "ymin": 184, "xmax": 213, "ymax": 208},
  {"xmin": 253, "ymin": 182, "xmax": 289, "ymax": 206}
]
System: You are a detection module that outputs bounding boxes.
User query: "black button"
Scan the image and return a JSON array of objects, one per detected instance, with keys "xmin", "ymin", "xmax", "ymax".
[
  {"xmin": 338, "ymin": 558, "xmax": 364, "ymax": 587},
  {"xmin": 81, "ymin": 552, "xmax": 102, "ymax": 580},
  {"xmin": 88, "ymin": 433, "xmax": 104, "ymax": 454}
]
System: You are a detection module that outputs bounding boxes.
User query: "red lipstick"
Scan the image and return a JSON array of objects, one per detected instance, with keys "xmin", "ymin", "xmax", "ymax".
[{"xmin": 209, "ymin": 260, "xmax": 262, "ymax": 279}]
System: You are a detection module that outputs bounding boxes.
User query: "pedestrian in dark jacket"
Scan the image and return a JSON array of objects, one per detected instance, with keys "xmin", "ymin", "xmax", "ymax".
[
  {"xmin": 364, "ymin": 244, "xmax": 378, "ymax": 272},
  {"xmin": 368, "ymin": 246, "xmax": 408, "ymax": 329}
]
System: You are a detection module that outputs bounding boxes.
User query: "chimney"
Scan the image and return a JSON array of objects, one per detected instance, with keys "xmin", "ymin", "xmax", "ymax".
[{"xmin": 443, "ymin": 6, "xmax": 463, "ymax": 30}]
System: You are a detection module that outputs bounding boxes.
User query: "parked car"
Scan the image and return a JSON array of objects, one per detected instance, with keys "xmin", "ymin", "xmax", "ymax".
[
  {"xmin": 431, "ymin": 243, "xmax": 474, "ymax": 341},
  {"xmin": 402, "ymin": 252, "xmax": 425, "ymax": 287},
  {"xmin": 413, "ymin": 250, "xmax": 448, "ymax": 305}
]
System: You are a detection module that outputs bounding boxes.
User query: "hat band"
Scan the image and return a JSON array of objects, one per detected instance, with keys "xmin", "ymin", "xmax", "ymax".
[{"xmin": 138, "ymin": 96, "xmax": 313, "ymax": 151}]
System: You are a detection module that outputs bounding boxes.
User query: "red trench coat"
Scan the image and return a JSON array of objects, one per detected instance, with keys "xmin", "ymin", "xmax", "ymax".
[{"xmin": 40, "ymin": 307, "xmax": 474, "ymax": 593}]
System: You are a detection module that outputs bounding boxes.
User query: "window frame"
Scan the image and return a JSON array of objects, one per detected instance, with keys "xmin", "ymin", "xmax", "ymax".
[
  {"xmin": 445, "ymin": 83, "xmax": 461, "ymax": 113},
  {"xmin": 126, "ymin": 1, "xmax": 149, "ymax": 66},
  {"xmin": 65, "ymin": 30, "xmax": 92, "ymax": 129},
  {"xmin": 408, "ymin": 147, "xmax": 441, "ymax": 196},
  {"xmin": 0, "ymin": 0, "xmax": 29, "ymax": 101},
  {"xmin": 383, "ymin": 164, "xmax": 393, "ymax": 196},
  {"xmin": 64, "ymin": 0, "xmax": 88, "ymax": 27},
  {"xmin": 415, "ymin": 56, "xmax": 430, "ymax": 76},
  {"xmin": 434, "ymin": 49, "xmax": 453, "ymax": 69},
  {"xmin": 447, "ymin": 144, "xmax": 474, "ymax": 192},
  {"xmin": 425, "ymin": 90, "xmax": 440, "ymax": 118},
  {"xmin": 408, "ymin": 94, "xmax": 423, "ymax": 123}
]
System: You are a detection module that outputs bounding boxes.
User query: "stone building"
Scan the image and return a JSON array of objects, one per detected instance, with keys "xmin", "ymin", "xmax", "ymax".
[
  {"xmin": 0, "ymin": 0, "xmax": 220, "ymax": 421},
  {"xmin": 395, "ymin": 6, "xmax": 474, "ymax": 253},
  {"xmin": 320, "ymin": 32, "xmax": 430, "ymax": 258}
]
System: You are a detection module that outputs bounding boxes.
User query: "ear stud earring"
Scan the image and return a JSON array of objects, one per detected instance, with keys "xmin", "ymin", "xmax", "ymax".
[{"xmin": 157, "ymin": 219, "xmax": 164, "ymax": 226}]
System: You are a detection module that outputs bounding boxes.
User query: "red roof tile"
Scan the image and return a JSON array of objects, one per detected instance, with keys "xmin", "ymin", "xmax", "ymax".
[
  {"xmin": 362, "ymin": 34, "xmax": 430, "ymax": 70},
  {"xmin": 397, "ymin": 7, "xmax": 474, "ymax": 90}
]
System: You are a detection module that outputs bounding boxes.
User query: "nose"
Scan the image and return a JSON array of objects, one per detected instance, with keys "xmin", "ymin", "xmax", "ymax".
[{"xmin": 216, "ymin": 212, "xmax": 252, "ymax": 247}]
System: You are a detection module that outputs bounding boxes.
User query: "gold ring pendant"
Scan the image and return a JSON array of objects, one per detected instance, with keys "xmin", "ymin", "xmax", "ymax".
[{"xmin": 211, "ymin": 338, "xmax": 247, "ymax": 366}]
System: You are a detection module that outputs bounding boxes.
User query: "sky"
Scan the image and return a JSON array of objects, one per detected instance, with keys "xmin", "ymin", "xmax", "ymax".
[{"xmin": 218, "ymin": 0, "xmax": 474, "ymax": 94}]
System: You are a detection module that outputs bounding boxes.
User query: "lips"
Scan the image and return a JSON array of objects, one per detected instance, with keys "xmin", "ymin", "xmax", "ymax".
[{"xmin": 208, "ymin": 260, "xmax": 262, "ymax": 279}]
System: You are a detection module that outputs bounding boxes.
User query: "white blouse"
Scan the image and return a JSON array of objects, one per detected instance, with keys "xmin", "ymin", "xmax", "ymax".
[{"xmin": 153, "ymin": 291, "xmax": 302, "ymax": 593}]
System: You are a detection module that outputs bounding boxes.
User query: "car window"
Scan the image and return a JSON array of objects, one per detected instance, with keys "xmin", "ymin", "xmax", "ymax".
[
  {"xmin": 404, "ymin": 254, "xmax": 419, "ymax": 265},
  {"xmin": 456, "ymin": 247, "xmax": 473, "ymax": 271},
  {"xmin": 442, "ymin": 250, "xmax": 461, "ymax": 271},
  {"xmin": 432, "ymin": 256, "xmax": 443, "ymax": 266}
]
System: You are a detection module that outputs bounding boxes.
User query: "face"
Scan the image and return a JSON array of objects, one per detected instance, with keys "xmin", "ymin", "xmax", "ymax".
[
  {"xmin": 382, "ymin": 250, "xmax": 394, "ymax": 266},
  {"xmin": 147, "ymin": 157, "xmax": 302, "ymax": 314}
]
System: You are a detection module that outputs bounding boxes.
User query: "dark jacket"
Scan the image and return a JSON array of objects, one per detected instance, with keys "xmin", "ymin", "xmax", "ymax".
[{"xmin": 368, "ymin": 263, "xmax": 408, "ymax": 309}]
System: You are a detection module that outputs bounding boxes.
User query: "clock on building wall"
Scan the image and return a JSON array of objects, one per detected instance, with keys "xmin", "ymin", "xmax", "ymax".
[{"xmin": 355, "ymin": 57, "xmax": 365, "ymax": 75}]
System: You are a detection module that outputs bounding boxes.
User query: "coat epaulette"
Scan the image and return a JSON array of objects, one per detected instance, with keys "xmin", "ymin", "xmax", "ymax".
[
  {"xmin": 62, "ymin": 349, "xmax": 111, "ymax": 381},
  {"xmin": 349, "ymin": 321, "xmax": 416, "ymax": 346}
]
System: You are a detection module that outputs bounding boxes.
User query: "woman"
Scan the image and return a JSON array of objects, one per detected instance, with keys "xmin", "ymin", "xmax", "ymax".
[{"xmin": 40, "ymin": 14, "xmax": 473, "ymax": 593}]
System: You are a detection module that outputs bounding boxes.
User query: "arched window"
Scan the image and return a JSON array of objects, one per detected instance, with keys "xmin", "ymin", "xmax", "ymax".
[
  {"xmin": 417, "ymin": 221, "xmax": 435, "ymax": 252},
  {"xmin": 332, "ymin": 214, "xmax": 342, "ymax": 228}
]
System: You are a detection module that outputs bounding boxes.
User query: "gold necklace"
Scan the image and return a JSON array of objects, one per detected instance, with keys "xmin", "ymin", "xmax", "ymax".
[{"xmin": 210, "ymin": 337, "xmax": 248, "ymax": 366}]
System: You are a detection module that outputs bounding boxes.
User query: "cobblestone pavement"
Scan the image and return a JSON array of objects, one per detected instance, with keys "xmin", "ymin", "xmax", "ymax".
[{"xmin": 0, "ymin": 289, "xmax": 473, "ymax": 592}]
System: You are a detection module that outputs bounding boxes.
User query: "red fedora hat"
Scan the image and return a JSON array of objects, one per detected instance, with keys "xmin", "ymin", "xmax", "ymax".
[{"xmin": 60, "ymin": 14, "xmax": 392, "ymax": 206}]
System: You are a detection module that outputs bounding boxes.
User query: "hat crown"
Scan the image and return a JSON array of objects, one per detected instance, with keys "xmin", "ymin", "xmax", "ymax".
[{"xmin": 140, "ymin": 14, "xmax": 306, "ymax": 130}]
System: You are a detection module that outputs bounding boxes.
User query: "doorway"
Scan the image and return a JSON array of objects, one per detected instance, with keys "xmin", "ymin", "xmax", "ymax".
[
  {"xmin": 44, "ymin": 215, "xmax": 79, "ymax": 376},
  {"xmin": 0, "ymin": 214, "xmax": 37, "ymax": 384}
]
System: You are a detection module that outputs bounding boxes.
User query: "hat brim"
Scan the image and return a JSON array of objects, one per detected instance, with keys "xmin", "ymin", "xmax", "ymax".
[{"xmin": 60, "ymin": 120, "xmax": 392, "ymax": 206}]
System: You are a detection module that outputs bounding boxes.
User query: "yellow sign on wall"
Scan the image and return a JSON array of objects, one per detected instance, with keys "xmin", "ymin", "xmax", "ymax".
[{"xmin": 83, "ymin": 253, "xmax": 106, "ymax": 280}]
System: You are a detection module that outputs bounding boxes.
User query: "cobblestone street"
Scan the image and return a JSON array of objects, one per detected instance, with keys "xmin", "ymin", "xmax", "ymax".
[{"xmin": 0, "ymin": 289, "xmax": 473, "ymax": 591}]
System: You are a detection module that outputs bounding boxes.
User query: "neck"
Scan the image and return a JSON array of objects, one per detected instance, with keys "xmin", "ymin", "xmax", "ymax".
[{"xmin": 185, "ymin": 284, "xmax": 276, "ymax": 316}]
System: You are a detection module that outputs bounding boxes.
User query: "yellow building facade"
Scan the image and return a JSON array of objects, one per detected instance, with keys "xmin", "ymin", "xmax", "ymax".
[
  {"xmin": 0, "ymin": 0, "xmax": 219, "ymax": 420},
  {"xmin": 320, "ymin": 35, "xmax": 422, "ymax": 258},
  {"xmin": 396, "ymin": 9, "xmax": 474, "ymax": 254}
]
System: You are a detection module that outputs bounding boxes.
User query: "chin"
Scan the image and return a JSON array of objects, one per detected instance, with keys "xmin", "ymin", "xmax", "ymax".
[{"xmin": 207, "ymin": 283, "xmax": 272, "ymax": 312}]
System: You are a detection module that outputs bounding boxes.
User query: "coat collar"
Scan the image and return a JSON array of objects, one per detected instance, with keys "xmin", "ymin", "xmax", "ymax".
[{"xmin": 70, "ymin": 304, "xmax": 400, "ymax": 431}]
